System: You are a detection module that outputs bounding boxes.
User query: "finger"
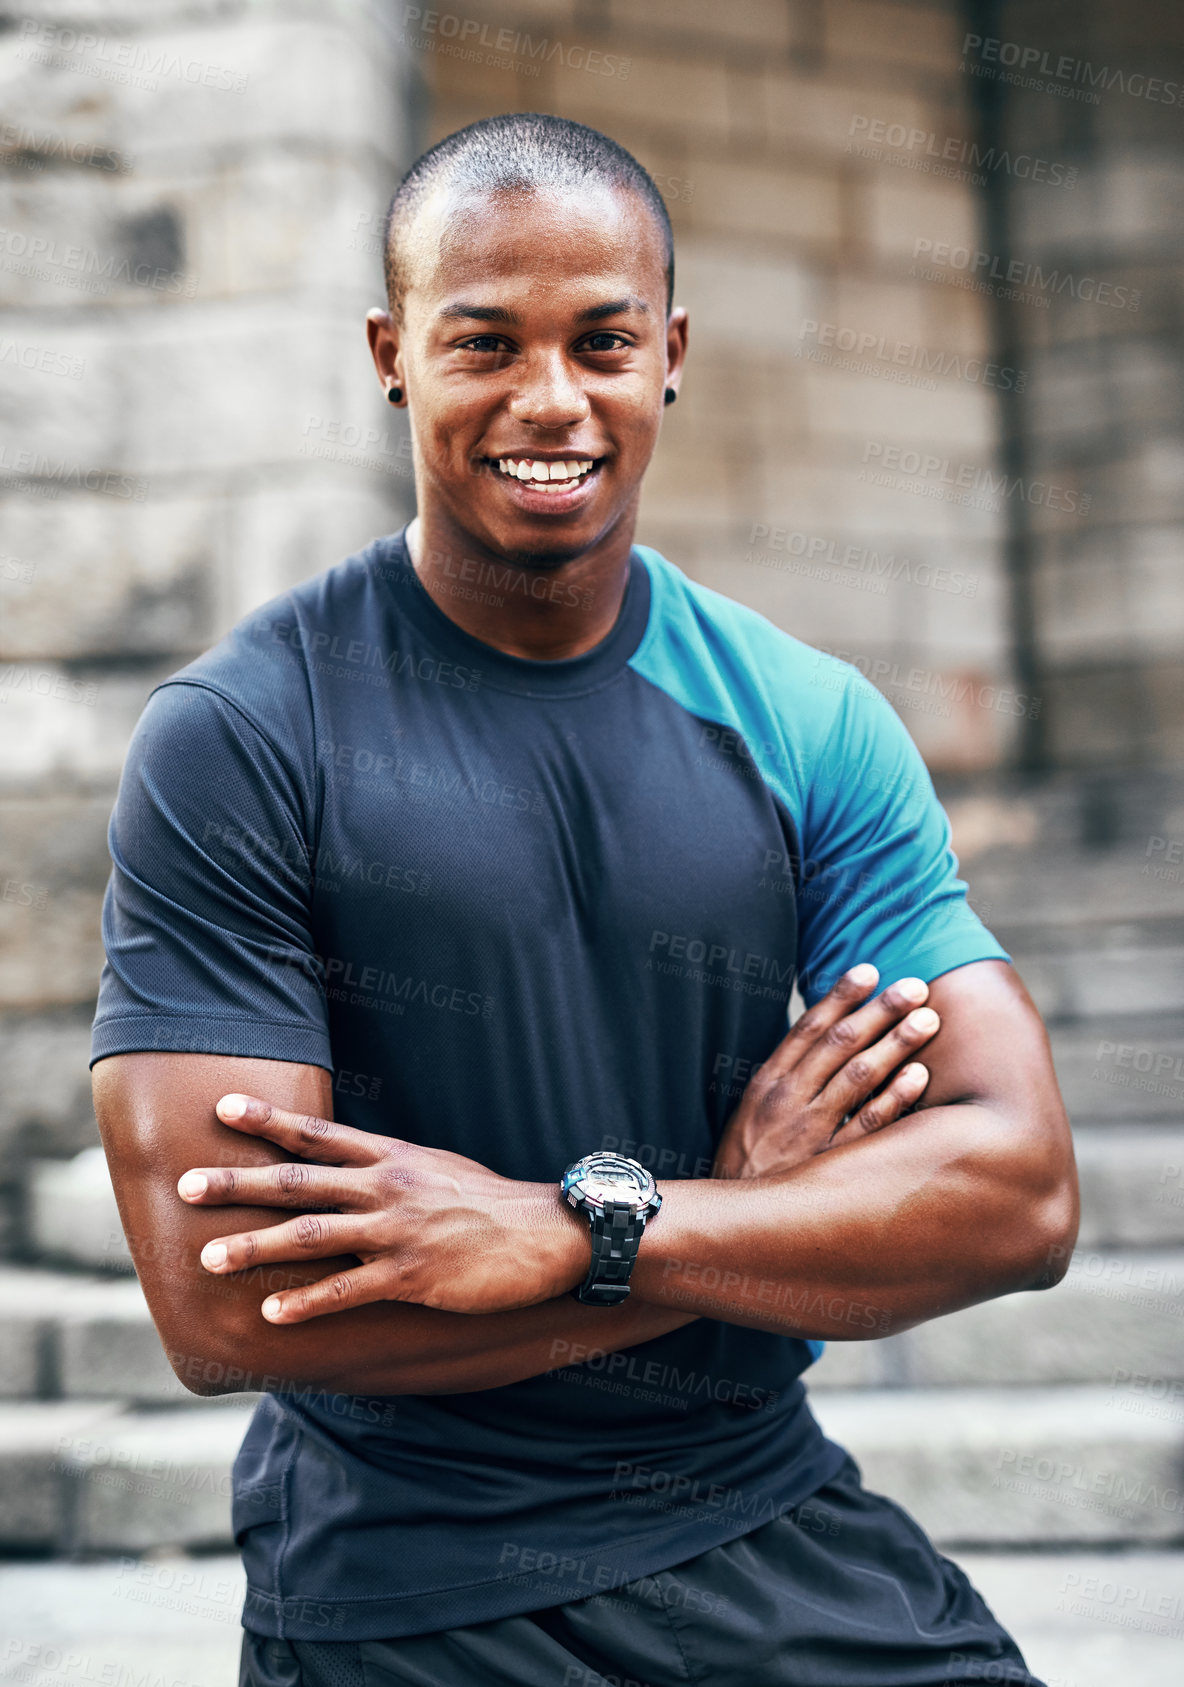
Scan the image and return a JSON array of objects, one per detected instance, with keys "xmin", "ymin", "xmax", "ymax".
[
  {"xmin": 260, "ymin": 1261, "xmax": 395, "ymax": 1324},
  {"xmin": 836, "ymin": 1063, "xmax": 931, "ymax": 1144},
  {"xmin": 759, "ymin": 964, "xmax": 881, "ymax": 1079},
  {"xmin": 818, "ymin": 1006, "xmax": 940, "ymax": 1115},
  {"xmin": 199, "ymin": 1212, "xmax": 369, "ymax": 1275},
  {"xmin": 214, "ymin": 1095, "xmax": 381, "ymax": 1165},
  {"xmin": 178, "ymin": 1161, "xmax": 360, "ymax": 1208},
  {"xmin": 794, "ymin": 974, "xmax": 931, "ymax": 1094}
]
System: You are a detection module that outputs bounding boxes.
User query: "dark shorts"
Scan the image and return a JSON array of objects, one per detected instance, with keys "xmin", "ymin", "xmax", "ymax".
[{"xmin": 239, "ymin": 1452, "xmax": 1044, "ymax": 1687}]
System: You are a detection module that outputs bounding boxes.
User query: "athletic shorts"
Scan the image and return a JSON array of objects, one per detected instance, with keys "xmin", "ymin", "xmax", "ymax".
[{"xmin": 238, "ymin": 1451, "xmax": 1045, "ymax": 1687}]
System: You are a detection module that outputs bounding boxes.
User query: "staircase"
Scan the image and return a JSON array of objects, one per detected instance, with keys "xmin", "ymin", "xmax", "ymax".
[
  {"xmin": 2, "ymin": 771, "xmax": 1182, "ymax": 1565},
  {"xmin": 810, "ymin": 768, "xmax": 1184, "ymax": 1549}
]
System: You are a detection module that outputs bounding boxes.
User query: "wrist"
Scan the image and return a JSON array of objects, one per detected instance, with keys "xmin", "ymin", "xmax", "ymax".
[{"xmin": 523, "ymin": 1181, "xmax": 591, "ymax": 1297}]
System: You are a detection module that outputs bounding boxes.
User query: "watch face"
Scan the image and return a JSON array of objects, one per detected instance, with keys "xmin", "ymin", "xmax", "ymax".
[
  {"xmin": 582, "ymin": 1167, "xmax": 641, "ymax": 1200},
  {"xmin": 563, "ymin": 1153, "xmax": 655, "ymax": 1211}
]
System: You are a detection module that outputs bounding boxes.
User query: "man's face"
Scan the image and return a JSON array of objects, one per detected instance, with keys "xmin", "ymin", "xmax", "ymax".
[{"xmin": 375, "ymin": 181, "xmax": 685, "ymax": 567}]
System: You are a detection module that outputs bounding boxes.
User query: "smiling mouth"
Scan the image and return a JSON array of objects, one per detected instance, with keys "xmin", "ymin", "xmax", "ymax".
[{"xmin": 490, "ymin": 455, "xmax": 598, "ymax": 491}]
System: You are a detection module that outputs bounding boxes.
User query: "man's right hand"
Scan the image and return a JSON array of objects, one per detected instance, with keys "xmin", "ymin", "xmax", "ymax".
[
  {"xmin": 95, "ymin": 1050, "xmax": 699, "ymax": 1398},
  {"xmin": 712, "ymin": 964, "xmax": 939, "ymax": 1181}
]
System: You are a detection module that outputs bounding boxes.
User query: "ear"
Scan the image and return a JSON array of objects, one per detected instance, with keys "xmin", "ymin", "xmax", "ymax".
[
  {"xmin": 663, "ymin": 306, "xmax": 688, "ymax": 402},
  {"xmin": 366, "ymin": 307, "xmax": 404, "ymax": 396}
]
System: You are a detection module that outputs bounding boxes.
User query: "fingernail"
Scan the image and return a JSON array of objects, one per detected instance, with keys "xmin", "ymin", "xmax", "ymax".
[
  {"xmin": 261, "ymin": 1297, "xmax": 283, "ymax": 1320},
  {"xmin": 891, "ymin": 977, "xmax": 927, "ymax": 1004},
  {"xmin": 217, "ymin": 1094, "xmax": 248, "ymax": 1120},
  {"xmin": 848, "ymin": 963, "xmax": 878, "ymax": 987},
  {"xmin": 909, "ymin": 1008, "xmax": 939, "ymax": 1032},
  {"xmin": 201, "ymin": 1242, "xmax": 228, "ymax": 1270},
  {"xmin": 905, "ymin": 1064, "xmax": 928, "ymax": 1082},
  {"xmin": 178, "ymin": 1172, "xmax": 207, "ymax": 1199}
]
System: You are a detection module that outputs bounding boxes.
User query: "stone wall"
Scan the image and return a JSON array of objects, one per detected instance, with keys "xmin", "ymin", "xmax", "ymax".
[{"xmin": 0, "ymin": 0, "xmax": 418, "ymax": 1244}]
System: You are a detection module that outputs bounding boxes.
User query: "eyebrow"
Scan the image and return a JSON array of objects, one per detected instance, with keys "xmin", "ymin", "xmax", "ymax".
[
  {"xmin": 436, "ymin": 295, "xmax": 649, "ymax": 325},
  {"xmin": 437, "ymin": 302, "xmax": 518, "ymax": 324},
  {"xmin": 578, "ymin": 296, "xmax": 649, "ymax": 321}
]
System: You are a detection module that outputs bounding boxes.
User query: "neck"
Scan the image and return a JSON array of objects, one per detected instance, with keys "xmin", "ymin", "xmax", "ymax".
[{"xmin": 405, "ymin": 502, "xmax": 639, "ymax": 661}]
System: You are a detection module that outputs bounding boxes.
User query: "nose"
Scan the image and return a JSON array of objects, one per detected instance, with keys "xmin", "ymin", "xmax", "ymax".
[{"xmin": 507, "ymin": 350, "xmax": 590, "ymax": 431}]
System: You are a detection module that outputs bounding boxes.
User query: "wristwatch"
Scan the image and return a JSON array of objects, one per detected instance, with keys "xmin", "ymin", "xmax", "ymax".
[{"xmin": 561, "ymin": 1152, "xmax": 662, "ymax": 1306}]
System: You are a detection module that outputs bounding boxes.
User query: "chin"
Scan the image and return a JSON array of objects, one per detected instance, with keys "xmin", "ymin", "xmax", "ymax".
[
  {"xmin": 483, "ymin": 517, "xmax": 607, "ymax": 571},
  {"xmin": 499, "ymin": 539, "xmax": 591, "ymax": 570}
]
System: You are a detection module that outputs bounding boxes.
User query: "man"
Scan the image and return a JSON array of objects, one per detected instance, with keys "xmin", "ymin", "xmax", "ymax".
[{"xmin": 92, "ymin": 114, "xmax": 1077, "ymax": 1687}]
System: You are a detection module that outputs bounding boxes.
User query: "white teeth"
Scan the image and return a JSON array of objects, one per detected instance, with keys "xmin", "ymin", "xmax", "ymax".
[{"xmin": 496, "ymin": 456, "xmax": 596, "ymax": 484}]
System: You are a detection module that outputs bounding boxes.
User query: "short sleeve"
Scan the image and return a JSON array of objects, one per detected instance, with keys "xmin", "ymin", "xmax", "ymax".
[
  {"xmin": 90, "ymin": 680, "xmax": 333, "ymax": 1070},
  {"xmin": 794, "ymin": 673, "xmax": 1009, "ymax": 1005}
]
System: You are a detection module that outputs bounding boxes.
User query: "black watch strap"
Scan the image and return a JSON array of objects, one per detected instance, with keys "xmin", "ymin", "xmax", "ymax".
[{"xmin": 573, "ymin": 1200, "xmax": 650, "ymax": 1306}]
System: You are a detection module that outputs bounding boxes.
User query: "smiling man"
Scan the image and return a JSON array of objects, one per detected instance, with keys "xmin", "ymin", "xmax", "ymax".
[{"xmin": 92, "ymin": 115, "xmax": 1075, "ymax": 1687}]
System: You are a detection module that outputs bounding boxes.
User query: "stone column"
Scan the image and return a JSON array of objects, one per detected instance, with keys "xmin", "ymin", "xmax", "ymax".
[
  {"xmin": 0, "ymin": 0, "xmax": 418, "ymax": 1249},
  {"xmin": 966, "ymin": 0, "xmax": 1184, "ymax": 768}
]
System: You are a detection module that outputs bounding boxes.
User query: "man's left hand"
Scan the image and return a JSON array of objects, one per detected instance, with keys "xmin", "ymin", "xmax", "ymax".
[{"xmin": 177, "ymin": 1094, "xmax": 590, "ymax": 1323}]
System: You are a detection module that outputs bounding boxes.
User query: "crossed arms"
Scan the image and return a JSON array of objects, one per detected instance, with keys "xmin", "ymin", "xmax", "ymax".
[{"xmin": 94, "ymin": 957, "xmax": 1078, "ymax": 1399}]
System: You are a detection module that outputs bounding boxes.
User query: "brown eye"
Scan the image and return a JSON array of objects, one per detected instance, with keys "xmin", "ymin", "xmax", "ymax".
[
  {"xmin": 582, "ymin": 333, "xmax": 628, "ymax": 352},
  {"xmin": 456, "ymin": 337, "xmax": 515, "ymax": 371}
]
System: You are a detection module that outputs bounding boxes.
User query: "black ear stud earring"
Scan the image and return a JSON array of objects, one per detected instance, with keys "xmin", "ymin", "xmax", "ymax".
[
  {"xmin": 387, "ymin": 385, "xmax": 403, "ymax": 405},
  {"xmin": 664, "ymin": 387, "xmax": 677, "ymax": 405}
]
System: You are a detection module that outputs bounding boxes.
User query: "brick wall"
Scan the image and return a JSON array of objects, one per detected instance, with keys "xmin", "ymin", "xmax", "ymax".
[{"xmin": 410, "ymin": 0, "xmax": 1018, "ymax": 770}]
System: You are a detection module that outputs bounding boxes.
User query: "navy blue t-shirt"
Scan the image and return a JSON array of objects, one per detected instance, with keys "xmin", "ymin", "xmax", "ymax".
[{"xmin": 92, "ymin": 531, "xmax": 1007, "ymax": 1640}]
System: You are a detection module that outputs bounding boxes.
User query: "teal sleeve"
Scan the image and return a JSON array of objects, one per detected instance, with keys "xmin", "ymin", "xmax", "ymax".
[{"xmin": 794, "ymin": 671, "xmax": 1009, "ymax": 1004}]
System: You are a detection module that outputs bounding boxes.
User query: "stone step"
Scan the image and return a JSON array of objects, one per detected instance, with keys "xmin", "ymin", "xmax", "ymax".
[
  {"xmin": 2, "ymin": 1386, "xmax": 1178, "ymax": 1554},
  {"xmin": 8, "ymin": 1127, "xmax": 1184, "ymax": 1406},
  {"xmin": 0, "ymin": 1401, "xmax": 124, "ymax": 1551},
  {"xmin": 0, "ymin": 1267, "xmax": 190, "ymax": 1404},
  {"xmin": 61, "ymin": 1405, "xmax": 257, "ymax": 1555},
  {"xmin": 1000, "ymin": 914, "xmax": 1184, "ymax": 954},
  {"xmin": 2, "ymin": 1551, "xmax": 1183, "ymax": 1687},
  {"xmin": 5, "ymin": 1245, "xmax": 1181, "ymax": 1407},
  {"xmin": 965, "ymin": 848, "xmax": 1184, "ymax": 934},
  {"xmin": 1012, "ymin": 943, "xmax": 1184, "ymax": 1023},
  {"xmin": 1074, "ymin": 1127, "xmax": 1184, "ymax": 1247},
  {"xmin": 902, "ymin": 1249, "xmax": 1183, "ymax": 1390},
  {"xmin": 960, "ymin": 1549, "xmax": 1184, "ymax": 1687},
  {"xmin": 26, "ymin": 1146, "xmax": 133, "ymax": 1273},
  {"xmin": 23, "ymin": 1106, "xmax": 1184, "ymax": 1288},
  {"xmin": 807, "ymin": 1247, "xmax": 1184, "ymax": 1392},
  {"xmin": 0, "ymin": 1266, "xmax": 281, "ymax": 1406},
  {"xmin": 809, "ymin": 1386, "xmax": 1184, "ymax": 1546},
  {"xmin": 942, "ymin": 770, "xmax": 1184, "ymax": 933},
  {"xmin": 942, "ymin": 766, "xmax": 1184, "ymax": 839},
  {"xmin": 1050, "ymin": 1022, "xmax": 1184, "ymax": 1123},
  {"xmin": 0, "ymin": 1554, "xmax": 248, "ymax": 1687},
  {"xmin": 0, "ymin": 1401, "xmax": 255, "ymax": 1553},
  {"xmin": 4, "ymin": 1552, "xmax": 1184, "ymax": 1687}
]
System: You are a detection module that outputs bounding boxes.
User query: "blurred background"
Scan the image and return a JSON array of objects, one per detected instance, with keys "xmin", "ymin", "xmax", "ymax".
[{"xmin": 1, "ymin": 1, "xmax": 1182, "ymax": 1681}]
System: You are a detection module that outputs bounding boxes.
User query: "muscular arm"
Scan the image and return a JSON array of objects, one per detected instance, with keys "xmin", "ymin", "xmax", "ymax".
[
  {"xmin": 106, "ymin": 961, "xmax": 1074, "ymax": 1386},
  {"xmin": 93, "ymin": 1051, "xmax": 693, "ymax": 1398},
  {"xmin": 631, "ymin": 960, "xmax": 1080, "ymax": 1337}
]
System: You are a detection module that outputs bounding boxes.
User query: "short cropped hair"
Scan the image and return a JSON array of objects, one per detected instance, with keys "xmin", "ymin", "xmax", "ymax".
[{"xmin": 383, "ymin": 112, "xmax": 674, "ymax": 320}]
